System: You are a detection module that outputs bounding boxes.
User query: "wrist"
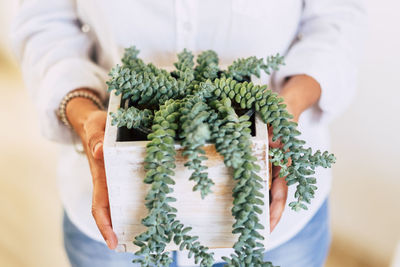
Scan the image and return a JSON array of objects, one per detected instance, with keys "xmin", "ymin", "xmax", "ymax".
[
  {"xmin": 65, "ymin": 90, "xmax": 102, "ymax": 135},
  {"xmin": 279, "ymin": 89, "xmax": 302, "ymax": 122},
  {"xmin": 279, "ymin": 75, "xmax": 321, "ymax": 122}
]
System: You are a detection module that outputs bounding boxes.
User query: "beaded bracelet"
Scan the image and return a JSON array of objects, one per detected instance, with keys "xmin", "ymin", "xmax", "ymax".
[{"xmin": 56, "ymin": 90, "xmax": 105, "ymax": 128}]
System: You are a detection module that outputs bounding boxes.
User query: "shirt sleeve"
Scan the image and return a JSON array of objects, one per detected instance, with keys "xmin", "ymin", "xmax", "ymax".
[
  {"xmin": 273, "ymin": 0, "xmax": 367, "ymax": 123},
  {"xmin": 11, "ymin": 0, "xmax": 109, "ymax": 144}
]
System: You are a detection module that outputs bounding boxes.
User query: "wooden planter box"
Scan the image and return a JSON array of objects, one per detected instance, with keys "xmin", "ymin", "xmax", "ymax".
[{"xmin": 104, "ymin": 92, "xmax": 271, "ymax": 253}]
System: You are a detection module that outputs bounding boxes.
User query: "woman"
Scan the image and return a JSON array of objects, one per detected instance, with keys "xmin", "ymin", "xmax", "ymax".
[{"xmin": 11, "ymin": 0, "xmax": 365, "ymax": 266}]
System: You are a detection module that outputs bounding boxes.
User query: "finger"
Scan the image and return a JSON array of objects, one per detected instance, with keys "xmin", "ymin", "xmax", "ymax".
[
  {"xmin": 272, "ymin": 165, "xmax": 281, "ymax": 179},
  {"xmin": 92, "ymin": 141, "xmax": 104, "ymax": 160},
  {"xmin": 86, "ymin": 128, "xmax": 104, "ymax": 160},
  {"xmin": 269, "ymin": 176, "xmax": 288, "ymax": 232},
  {"xmin": 91, "ymin": 161, "xmax": 118, "ymax": 249},
  {"xmin": 92, "ymin": 206, "xmax": 118, "ymax": 249},
  {"xmin": 268, "ymin": 126, "xmax": 282, "ymax": 148},
  {"xmin": 84, "ymin": 112, "xmax": 106, "ymax": 160},
  {"xmin": 88, "ymin": 142, "xmax": 117, "ymax": 250}
]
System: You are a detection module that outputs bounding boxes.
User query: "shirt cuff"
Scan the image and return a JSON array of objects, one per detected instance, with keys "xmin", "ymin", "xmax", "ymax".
[
  {"xmin": 273, "ymin": 49, "xmax": 357, "ymax": 124},
  {"xmin": 37, "ymin": 58, "xmax": 109, "ymax": 144}
]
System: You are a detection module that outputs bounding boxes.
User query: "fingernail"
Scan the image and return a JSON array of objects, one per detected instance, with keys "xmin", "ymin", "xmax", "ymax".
[
  {"xmin": 106, "ymin": 239, "xmax": 111, "ymax": 248},
  {"xmin": 92, "ymin": 142, "xmax": 101, "ymax": 155}
]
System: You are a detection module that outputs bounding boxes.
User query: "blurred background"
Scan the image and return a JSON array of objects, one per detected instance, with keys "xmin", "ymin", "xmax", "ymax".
[{"xmin": 0, "ymin": 1, "xmax": 399, "ymax": 267}]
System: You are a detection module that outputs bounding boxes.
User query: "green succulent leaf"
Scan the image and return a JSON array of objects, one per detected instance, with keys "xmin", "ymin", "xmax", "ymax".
[{"xmin": 106, "ymin": 46, "xmax": 335, "ymax": 267}]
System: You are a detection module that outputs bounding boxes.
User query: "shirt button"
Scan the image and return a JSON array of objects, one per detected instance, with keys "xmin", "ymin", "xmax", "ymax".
[
  {"xmin": 81, "ymin": 23, "xmax": 91, "ymax": 33},
  {"xmin": 183, "ymin": 22, "xmax": 192, "ymax": 32},
  {"xmin": 297, "ymin": 33, "xmax": 303, "ymax": 41}
]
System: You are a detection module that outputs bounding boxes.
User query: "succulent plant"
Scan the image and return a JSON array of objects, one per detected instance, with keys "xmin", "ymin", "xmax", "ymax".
[{"xmin": 107, "ymin": 46, "xmax": 336, "ymax": 267}]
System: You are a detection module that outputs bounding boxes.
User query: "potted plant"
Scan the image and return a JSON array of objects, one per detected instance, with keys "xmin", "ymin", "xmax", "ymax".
[{"xmin": 103, "ymin": 46, "xmax": 335, "ymax": 267}]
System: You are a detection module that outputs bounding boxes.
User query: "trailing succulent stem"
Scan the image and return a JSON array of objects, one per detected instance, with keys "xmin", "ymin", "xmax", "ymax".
[
  {"xmin": 179, "ymin": 96, "xmax": 215, "ymax": 198},
  {"xmin": 107, "ymin": 46, "xmax": 335, "ymax": 267},
  {"xmin": 133, "ymin": 99, "xmax": 214, "ymax": 266},
  {"xmin": 132, "ymin": 99, "xmax": 180, "ymax": 266},
  {"xmin": 111, "ymin": 106, "xmax": 153, "ymax": 133},
  {"xmin": 209, "ymin": 76, "xmax": 336, "ymax": 209},
  {"xmin": 224, "ymin": 54, "xmax": 285, "ymax": 82},
  {"xmin": 172, "ymin": 49, "xmax": 195, "ymax": 87},
  {"xmin": 210, "ymin": 98, "xmax": 274, "ymax": 266},
  {"xmin": 194, "ymin": 50, "xmax": 220, "ymax": 82}
]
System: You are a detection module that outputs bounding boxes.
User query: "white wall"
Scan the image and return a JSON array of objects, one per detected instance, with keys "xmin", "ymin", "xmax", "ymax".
[
  {"xmin": 0, "ymin": 0, "xmax": 17, "ymax": 49},
  {"xmin": 330, "ymin": 0, "xmax": 400, "ymax": 264}
]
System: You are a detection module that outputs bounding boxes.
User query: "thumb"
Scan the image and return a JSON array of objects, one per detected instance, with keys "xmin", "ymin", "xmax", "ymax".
[
  {"xmin": 92, "ymin": 141, "xmax": 104, "ymax": 160},
  {"xmin": 86, "ymin": 130, "xmax": 104, "ymax": 160},
  {"xmin": 84, "ymin": 112, "xmax": 106, "ymax": 160},
  {"xmin": 269, "ymin": 176, "xmax": 288, "ymax": 232},
  {"xmin": 268, "ymin": 126, "xmax": 281, "ymax": 148}
]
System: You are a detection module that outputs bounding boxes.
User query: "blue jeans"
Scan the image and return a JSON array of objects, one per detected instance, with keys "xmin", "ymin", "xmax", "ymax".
[{"xmin": 63, "ymin": 200, "xmax": 330, "ymax": 267}]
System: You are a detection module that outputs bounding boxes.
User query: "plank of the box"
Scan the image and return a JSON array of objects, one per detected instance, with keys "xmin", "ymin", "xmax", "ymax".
[{"xmin": 104, "ymin": 92, "xmax": 270, "ymax": 253}]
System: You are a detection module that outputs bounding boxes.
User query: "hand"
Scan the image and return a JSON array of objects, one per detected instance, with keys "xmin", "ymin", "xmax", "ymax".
[
  {"xmin": 66, "ymin": 91, "xmax": 118, "ymax": 249},
  {"xmin": 268, "ymin": 121, "xmax": 292, "ymax": 233},
  {"xmin": 269, "ymin": 75, "xmax": 321, "ymax": 232}
]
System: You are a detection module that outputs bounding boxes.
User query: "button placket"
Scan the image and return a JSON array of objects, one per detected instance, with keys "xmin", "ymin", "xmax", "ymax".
[
  {"xmin": 183, "ymin": 21, "xmax": 192, "ymax": 32},
  {"xmin": 175, "ymin": 0, "xmax": 198, "ymax": 51}
]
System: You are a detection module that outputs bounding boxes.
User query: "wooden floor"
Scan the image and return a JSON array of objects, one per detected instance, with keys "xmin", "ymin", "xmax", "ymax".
[{"xmin": 0, "ymin": 58, "xmax": 386, "ymax": 267}]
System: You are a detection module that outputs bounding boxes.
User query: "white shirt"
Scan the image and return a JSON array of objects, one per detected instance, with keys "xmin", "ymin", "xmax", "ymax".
[{"xmin": 11, "ymin": 0, "xmax": 365, "ymax": 265}]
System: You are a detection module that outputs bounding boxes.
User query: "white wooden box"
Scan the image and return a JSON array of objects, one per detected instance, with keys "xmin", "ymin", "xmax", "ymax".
[{"xmin": 103, "ymin": 92, "xmax": 270, "ymax": 253}]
